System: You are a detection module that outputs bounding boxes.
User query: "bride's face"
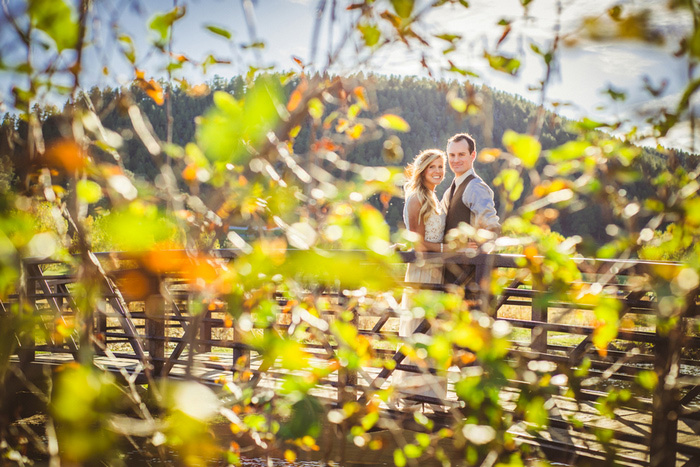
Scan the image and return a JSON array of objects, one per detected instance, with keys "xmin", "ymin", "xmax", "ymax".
[{"xmin": 422, "ymin": 157, "xmax": 445, "ymax": 190}]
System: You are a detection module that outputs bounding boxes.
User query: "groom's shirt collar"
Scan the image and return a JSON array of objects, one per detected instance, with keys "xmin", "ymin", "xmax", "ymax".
[{"xmin": 453, "ymin": 168, "xmax": 476, "ymax": 188}]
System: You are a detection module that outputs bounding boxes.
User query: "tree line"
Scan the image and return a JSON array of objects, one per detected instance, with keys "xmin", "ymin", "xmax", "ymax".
[{"xmin": 0, "ymin": 72, "xmax": 693, "ymax": 246}]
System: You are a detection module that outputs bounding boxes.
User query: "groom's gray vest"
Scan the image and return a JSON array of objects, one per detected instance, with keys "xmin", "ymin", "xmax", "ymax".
[{"xmin": 443, "ymin": 174, "xmax": 475, "ymax": 285}]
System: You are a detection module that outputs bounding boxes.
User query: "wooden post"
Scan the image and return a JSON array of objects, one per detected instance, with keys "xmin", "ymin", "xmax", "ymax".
[
  {"xmin": 232, "ymin": 325, "xmax": 250, "ymax": 371},
  {"xmin": 95, "ymin": 295, "xmax": 107, "ymax": 355},
  {"xmin": 18, "ymin": 261, "xmax": 36, "ymax": 366},
  {"xmin": 531, "ymin": 279, "xmax": 548, "ymax": 353},
  {"xmin": 145, "ymin": 294, "xmax": 165, "ymax": 376},
  {"xmin": 649, "ymin": 317, "xmax": 682, "ymax": 467},
  {"xmin": 199, "ymin": 308, "xmax": 212, "ymax": 353},
  {"xmin": 337, "ymin": 308, "xmax": 358, "ymax": 406}
]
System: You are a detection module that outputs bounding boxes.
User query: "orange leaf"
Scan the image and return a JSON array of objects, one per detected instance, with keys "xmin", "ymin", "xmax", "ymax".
[
  {"xmin": 182, "ymin": 163, "xmax": 197, "ymax": 181},
  {"xmin": 187, "ymin": 83, "xmax": 209, "ymax": 97},
  {"xmin": 524, "ymin": 245, "xmax": 538, "ymax": 260},
  {"xmin": 460, "ymin": 351, "xmax": 477, "ymax": 365},
  {"xmin": 117, "ymin": 270, "xmax": 153, "ymax": 301},
  {"xmin": 336, "ymin": 118, "xmax": 349, "ymax": 133},
  {"xmin": 143, "ymin": 249, "xmax": 188, "ymax": 273},
  {"xmin": 183, "ymin": 255, "xmax": 219, "ymax": 288},
  {"xmin": 379, "ymin": 192, "xmax": 391, "ymax": 209},
  {"xmin": 144, "ymin": 79, "xmax": 164, "ymax": 105},
  {"xmin": 44, "ymin": 139, "xmax": 87, "ymax": 172},
  {"xmin": 353, "ymin": 86, "xmax": 368, "ymax": 108},
  {"xmin": 287, "ymin": 89, "xmax": 303, "ymax": 112}
]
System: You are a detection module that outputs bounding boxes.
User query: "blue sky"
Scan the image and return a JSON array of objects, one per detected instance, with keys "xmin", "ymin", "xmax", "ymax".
[{"xmin": 1, "ymin": 0, "xmax": 696, "ymax": 150}]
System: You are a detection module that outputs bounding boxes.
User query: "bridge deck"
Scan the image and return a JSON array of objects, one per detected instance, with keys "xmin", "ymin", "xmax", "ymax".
[
  {"xmin": 14, "ymin": 349, "xmax": 700, "ymax": 467},
  {"xmin": 6, "ymin": 251, "xmax": 700, "ymax": 466}
]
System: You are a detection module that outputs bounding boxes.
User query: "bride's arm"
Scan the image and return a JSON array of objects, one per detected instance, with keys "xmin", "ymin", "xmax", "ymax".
[{"xmin": 405, "ymin": 197, "xmax": 444, "ymax": 253}]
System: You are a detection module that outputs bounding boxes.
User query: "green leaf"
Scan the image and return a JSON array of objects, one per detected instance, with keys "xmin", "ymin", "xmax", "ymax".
[
  {"xmin": 415, "ymin": 433, "xmax": 431, "ymax": 448},
  {"xmin": 394, "ymin": 449, "xmax": 407, "ymax": 467},
  {"xmin": 502, "ymin": 130, "xmax": 541, "ymax": 169},
  {"xmin": 196, "ymin": 76, "xmax": 283, "ymax": 164},
  {"xmin": 378, "ymin": 114, "xmax": 410, "ymax": 132},
  {"xmin": 455, "ymin": 376, "xmax": 484, "ymax": 407},
  {"xmin": 404, "ymin": 444, "xmax": 422, "ymax": 458},
  {"xmin": 205, "ymin": 24, "xmax": 232, "ymax": 39},
  {"xmin": 547, "ymin": 140, "xmax": 591, "ymax": 163},
  {"xmin": 358, "ymin": 204, "xmax": 390, "ymax": 245},
  {"xmin": 428, "ymin": 335, "xmax": 451, "ymax": 368},
  {"xmin": 149, "ymin": 6, "xmax": 186, "ymax": 46},
  {"xmin": 278, "ymin": 397, "xmax": 323, "ymax": 439},
  {"xmin": 28, "ymin": 0, "xmax": 78, "ymax": 51},
  {"xmin": 358, "ymin": 23, "xmax": 381, "ymax": 47},
  {"xmin": 202, "ymin": 54, "xmax": 231, "ymax": 73},
  {"xmin": 361, "ymin": 411, "xmax": 379, "ymax": 431},
  {"xmin": 592, "ymin": 298, "xmax": 621, "ymax": 355},
  {"xmin": 118, "ymin": 35, "xmax": 136, "ymax": 63},
  {"xmin": 435, "ymin": 33, "xmax": 461, "ymax": 42},
  {"xmin": 636, "ymin": 370, "xmax": 658, "ymax": 391},
  {"xmin": 102, "ymin": 203, "xmax": 178, "ymax": 251},
  {"xmin": 333, "ymin": 321, "xmax": 358, "ymax": 347},
  {"xmin": 525, "ymin": 396, "xmax": 549, "ymax": 427},
  {"xmin": 391, "ymin": 0, "xmax": 414, "ymax": 18},
  {"xmin": 576, "ymin": 117, "xmax": 607, "ymax": 131},
  {"xmin": 76, "ymin": 180, "xmax": 103, "ymax": 204},
  {"xmin": 494, "ymin": 168, "xmax": 524, "ymax": 202},
  {"xmin": 604, "ymin": 85, "xmax": 626, "ymax": 101},
  {"xmin": 484, "ymin": 51, "xmax": 520, "ymax": 75}
]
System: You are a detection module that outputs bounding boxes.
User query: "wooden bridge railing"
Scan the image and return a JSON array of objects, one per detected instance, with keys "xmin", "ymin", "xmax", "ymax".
[{"xmin": 4, "ymin": 249, "xmax": 700, "ymax": 466}]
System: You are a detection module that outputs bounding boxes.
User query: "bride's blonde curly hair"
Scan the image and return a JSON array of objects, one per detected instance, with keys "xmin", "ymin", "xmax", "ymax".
[{"xmin": 404, "ymin": 149, "xmax": 446, "ymax": 225}]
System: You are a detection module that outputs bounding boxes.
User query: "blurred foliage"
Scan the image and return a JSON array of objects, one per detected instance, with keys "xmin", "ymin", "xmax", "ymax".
[{"xmin": 0, "ymin": 0, "xmax": 699, "ymax": 466}]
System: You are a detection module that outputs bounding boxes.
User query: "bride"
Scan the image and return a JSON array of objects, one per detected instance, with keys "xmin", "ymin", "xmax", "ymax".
[
  {"xmin": 403, "ymin": 148, "xmax": 447, "ymax": 282},
  {"xmin": 396, "ymin": 149, "xmax": 447, "ymax": 406}
]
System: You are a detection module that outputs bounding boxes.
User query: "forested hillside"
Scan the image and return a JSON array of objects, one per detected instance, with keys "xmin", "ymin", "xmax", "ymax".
[{"xmin": 0, "ymin": 73, "xmax": 689, "ymax": 242}]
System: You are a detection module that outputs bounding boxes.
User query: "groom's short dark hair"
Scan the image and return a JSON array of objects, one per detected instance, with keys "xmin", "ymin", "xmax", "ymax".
[{"xmin": 447, "ymin": 133, "xmax": 476, "ymax": 154}]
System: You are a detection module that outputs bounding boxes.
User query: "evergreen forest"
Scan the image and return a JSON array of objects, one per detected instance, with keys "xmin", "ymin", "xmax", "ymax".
[{"xmin": 1, "ymin": 73, "xmax": 695, "ymax": 245}]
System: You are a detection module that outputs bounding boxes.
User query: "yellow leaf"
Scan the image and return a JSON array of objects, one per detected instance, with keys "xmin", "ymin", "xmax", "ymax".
[
  {"xmin": 478, "ymin": 148, "xmax": 500, "ymax": 163},
  {"xmin": 308, "ymin": 98, "xmax": 324, "ymax": 121},
  {"xmin": 450, "ymin": 97, "xmax": 467, "ymax": 113},
  {"xmin": 378, "ymin": 114, "xmax": 410, "ymax": 132},
  {"xmin": 347, "ymin": 123, "xmax": 364, "ymax": 139},
  {"xmin": 284, "ymin": 450, "xmax": 296, "ymax": 462}
]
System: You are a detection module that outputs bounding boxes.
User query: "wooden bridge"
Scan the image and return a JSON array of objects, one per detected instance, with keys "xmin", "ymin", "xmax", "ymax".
[{"xmin": 4, "ymin": 249, "xmax": 700, "ymax": 466}]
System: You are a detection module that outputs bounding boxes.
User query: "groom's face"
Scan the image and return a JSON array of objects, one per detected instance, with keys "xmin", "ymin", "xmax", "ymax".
[{"xmin": 447, "ymin": 139, "xmax": 475, "ymax": 177}]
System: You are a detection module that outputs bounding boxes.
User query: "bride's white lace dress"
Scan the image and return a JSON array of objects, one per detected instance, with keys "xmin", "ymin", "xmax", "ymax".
[
  {"xmin": 395, "ymin": 193, "xmax": 447, "ymax": 403},
  {"xmin": 402, "ymin": 195, "xmax": 445, "ymax": 285}
]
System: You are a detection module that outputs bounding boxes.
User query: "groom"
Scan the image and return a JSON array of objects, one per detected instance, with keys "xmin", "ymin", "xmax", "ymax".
[{"xmin": 442, "ymin": 133, "xmax": 500, "ymax": 285}]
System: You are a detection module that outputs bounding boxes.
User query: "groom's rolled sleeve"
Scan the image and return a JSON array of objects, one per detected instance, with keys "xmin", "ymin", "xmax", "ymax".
[{"xmin": 464, "ymin": 181, "xmax": 500, "ymax": 233}]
